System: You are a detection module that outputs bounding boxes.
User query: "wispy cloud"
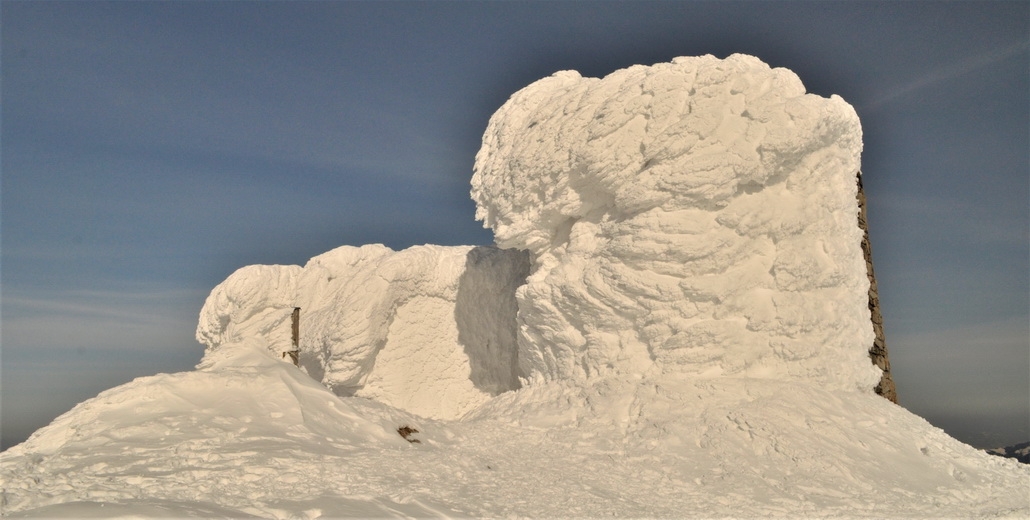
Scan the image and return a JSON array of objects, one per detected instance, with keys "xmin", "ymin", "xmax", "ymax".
[
  {"xmin": 862, "ymin": 40, "xmax": 1029, "ymax": 110},
  {"xmin": 870, "ymin": 191, "xmax": 1029, "ymax": 249},
  {"xmin": 4, "ymin": 289, "xmax": 200, "ymax": 322},
  {"xmin": 2, "ymin": 287, "xmax": 207, "ymax": 352}
]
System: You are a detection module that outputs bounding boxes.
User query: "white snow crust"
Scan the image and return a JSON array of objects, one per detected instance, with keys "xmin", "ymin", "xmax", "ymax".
[
  {"xmin": 2, "ymin": 348, "xmax": 1028, "ymax": 518},
  {"xmin": 3, "ymin": 55, "xmax": 1028, "ymax": 518},
  {"xmin": 472, "ymin": 54, "xmax": 880, "ymax": 391}
]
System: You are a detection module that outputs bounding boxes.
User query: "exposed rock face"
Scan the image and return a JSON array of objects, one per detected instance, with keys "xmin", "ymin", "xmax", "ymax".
[{"xmin": 857, "ymin": 173, "xmax": 897, "ymax": 403}]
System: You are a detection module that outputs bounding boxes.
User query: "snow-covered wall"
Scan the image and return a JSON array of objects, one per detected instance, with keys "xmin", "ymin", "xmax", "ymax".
[
  {"xmin": 472, "ymin": 54, "xmax": 882, "ymax": 391},
  {"xmin": 197, "ymin": 244, "xmax": 529, "ymax": 419}
]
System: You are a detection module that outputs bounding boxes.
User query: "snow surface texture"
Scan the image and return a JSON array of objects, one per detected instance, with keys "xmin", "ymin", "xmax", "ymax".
[
  {"xmin": 3, "ymin": 55, "xmax": 1028, "ymax": 517},
  {"xmin": 2, "ymin": 344, "xmax": 1028, "ymax": 517},
  {"xmin": 196, "ymin": 244, "xmax": 530, "ymax": 420},
  {"xmin": 472, "ymin": 53, "xmax": 880, "ymax": 391}
]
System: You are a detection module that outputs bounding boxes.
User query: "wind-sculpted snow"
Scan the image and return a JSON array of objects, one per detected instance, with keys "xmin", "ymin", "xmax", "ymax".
[
  {"xmin": 4, "ymin": 55, "xmax": 1029, "ymax": 518},
  {"xmin": 196, "ymin": 244, "xmax": 529, "ymax": 420},
  {"xmin": 472, "ymin": 53, "xmax": 880, "ymax": 391}
]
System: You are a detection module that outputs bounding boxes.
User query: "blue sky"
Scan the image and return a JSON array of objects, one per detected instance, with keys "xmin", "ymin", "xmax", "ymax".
[{"xmin": 2, "ymin": 1, "xmax": 1027, "ymax": 450}]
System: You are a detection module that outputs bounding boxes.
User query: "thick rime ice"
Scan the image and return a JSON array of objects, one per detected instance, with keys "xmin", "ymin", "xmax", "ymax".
[
  {"xmin": 3, "ymin": 55, "xmax": 1029, "ymax": 518},
  {"xmin": 472, "ymin": 54, "xmax": 881, "ymax": 391},
  {"xmin": 196, "ymin": 244, "xmax": 530, "ymax": 420}
]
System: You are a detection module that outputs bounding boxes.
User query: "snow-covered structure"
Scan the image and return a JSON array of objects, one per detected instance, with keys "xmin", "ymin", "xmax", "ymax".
[
  {"xmin": 197, "ymin": 244, "xmax": 529, "ymax": 420},
  {"xmin": 198, "ymin": 54, "xmax": 880, "ymax": 414},
  {"xmin": 472, "ymin": 54, "xmax": 878, "ymax": 391},
  {"xmin": 5, "ymin": 55, "xmax": 1025, "ymax": 518}
]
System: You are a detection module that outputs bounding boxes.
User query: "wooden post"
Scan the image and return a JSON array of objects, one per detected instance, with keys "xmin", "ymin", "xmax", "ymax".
[
  {"xmin": 283, "ymin": 307, "xmax": 300, "ymax": 366},
  {"xmin": 291, "ymin": 307, "xmax": 300, "ymax": 350}
]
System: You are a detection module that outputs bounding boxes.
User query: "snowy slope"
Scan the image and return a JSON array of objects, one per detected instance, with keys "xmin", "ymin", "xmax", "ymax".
[
  {"xmin": 2, "ymin": 349, "xmax": 1028, "ymax": 517},
  {"xmin": 3, "ymin": 55, "xmax": 1029, "ymax": 517},
  {"xmin": 0, "ymin": 342, "xmax": 457, "ymax": 518}
]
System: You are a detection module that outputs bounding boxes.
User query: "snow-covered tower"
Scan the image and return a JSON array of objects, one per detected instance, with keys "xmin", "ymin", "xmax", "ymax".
[{"xmin": 472, "ymin": 54, "xmax": 887, "ymax": 394}]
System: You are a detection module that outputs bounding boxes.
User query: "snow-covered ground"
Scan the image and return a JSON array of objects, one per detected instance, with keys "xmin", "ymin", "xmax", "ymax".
[
  {"xmin": 3, "ymin": 55, "xmax": 1028, "ymax": 517},
  {"xmin": 3, "ymin": 342, "xmax": 1028, "ymax": 518}
]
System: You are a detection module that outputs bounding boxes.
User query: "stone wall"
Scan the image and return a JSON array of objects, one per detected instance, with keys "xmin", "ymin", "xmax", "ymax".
[{"xmin": 857, "ymin": 173, "xmax": 897, "ymax": 403}]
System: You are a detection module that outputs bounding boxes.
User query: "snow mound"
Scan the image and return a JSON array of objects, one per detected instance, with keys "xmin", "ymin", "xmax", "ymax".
[
  {"xmin": 3, "ymin": 365, "xmax": 1028, "ymax": 518},
  {"xmin": 472, "ymin": 53, "xmax": 880, "ymax": 391},
  {"xmin": 196, "ymin": 244, "xmax": 529, "ymax": 420},
  {"xmin": 0, "ymin": 340, "xmax": 462, "ymax": 518}
]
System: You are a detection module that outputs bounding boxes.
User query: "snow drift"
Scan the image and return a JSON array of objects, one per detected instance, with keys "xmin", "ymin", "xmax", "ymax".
[
  {"xmin": 3, "ymin": 54, "xmax": 1028, "ymax": 518},
  {"xmin": 3, "ymin": 346, "xmax": 1027, "ymax": 518},
  {"xmin": 472, "ymin": 54, "xmax": 879, "ymax": 390}
]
